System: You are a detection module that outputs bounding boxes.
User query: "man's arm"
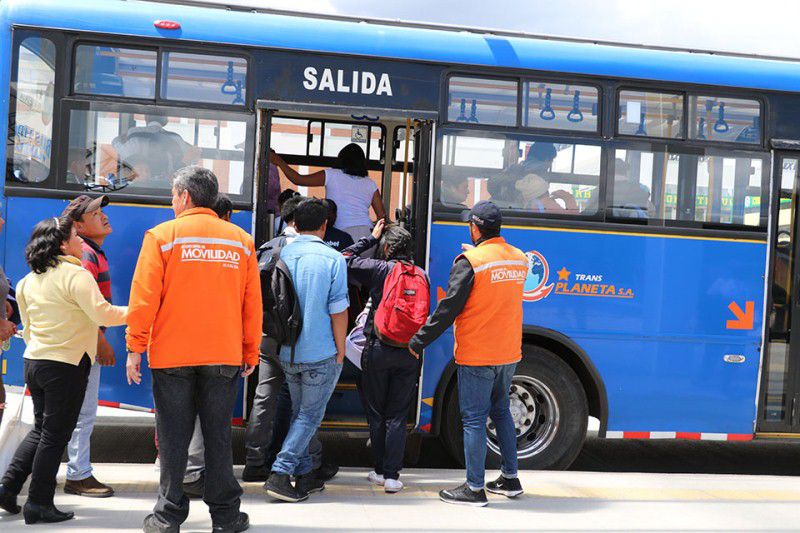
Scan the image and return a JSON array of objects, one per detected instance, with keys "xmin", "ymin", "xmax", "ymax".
[
  {"xmin": 329, "ymin": 254, "xmax": 350, "ymax": 363},
  {"xmin": 125, "ymin": 231, "xmax": 164, "ymax": 354},
  {"xmin": 408, "ymin": 257, "xmax": 474, "ymax": 355}
]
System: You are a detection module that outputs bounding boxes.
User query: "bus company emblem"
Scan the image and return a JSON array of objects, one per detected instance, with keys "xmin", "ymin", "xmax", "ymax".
[
  {"xmin": 523, "ymin": 251, "xmax": 554, "ymax": 302},
  {"xmin": 302, "ymin": 67, "xmax": 393, "ymax": 96}
]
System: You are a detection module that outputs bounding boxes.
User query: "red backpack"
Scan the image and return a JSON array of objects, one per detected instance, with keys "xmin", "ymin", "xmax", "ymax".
[{"xmin": 373, "ymin": 262, "xmax": 430, "ymax": 347}]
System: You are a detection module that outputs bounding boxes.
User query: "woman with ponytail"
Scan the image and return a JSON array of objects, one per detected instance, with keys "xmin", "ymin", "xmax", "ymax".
[{"xmin": 343, "ymin": 220, "xmax": 424, "ymax": 494}]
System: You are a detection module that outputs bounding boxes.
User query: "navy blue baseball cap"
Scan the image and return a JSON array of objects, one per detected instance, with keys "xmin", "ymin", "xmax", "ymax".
[{"xmin": 461, "ymin": 200, "xmax": 502, "ymax": 229}]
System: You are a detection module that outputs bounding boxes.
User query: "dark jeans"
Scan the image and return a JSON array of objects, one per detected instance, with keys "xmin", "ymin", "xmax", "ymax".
[
  {"xmin": 151, "ymin": 365, "xmax": 242, "ymax": 528},
  {"xmin": 245, "ymin": 356, "xmax": 322, "ymax": 470},
  {"xmin": 457, "ymin": 363, "xmax": 518, "ymax": 490},
  {"xmin": 361, "ymin": 339, "xmax": 419, "ymax": 480},
  {"xmin": 2, "ymin": 355, "xmax": 90, "ymax": 505}
]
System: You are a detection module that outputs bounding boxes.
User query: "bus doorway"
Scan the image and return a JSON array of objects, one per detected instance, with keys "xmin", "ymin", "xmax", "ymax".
[
  {"xmin": 760, "ymin": 150, "xmax": 800, "ymax": 435},
  {"xmin": 250, "ymin": 103, "xmax": 435, "ymax": 430}
]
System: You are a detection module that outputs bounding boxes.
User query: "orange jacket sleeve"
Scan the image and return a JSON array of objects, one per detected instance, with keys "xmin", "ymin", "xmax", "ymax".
[
  {"xmin": 241, "ymin": 238, "xmax": 263, "ymax": 366},
  {"xmin": 126, "ymin": 230, "xmax": 165, "ymax": 354}
]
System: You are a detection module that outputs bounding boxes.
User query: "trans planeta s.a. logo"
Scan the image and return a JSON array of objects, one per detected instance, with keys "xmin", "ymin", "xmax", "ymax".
[{"xmin": 522, "ymin": 251, "xmax": 554, "ymax": 302}]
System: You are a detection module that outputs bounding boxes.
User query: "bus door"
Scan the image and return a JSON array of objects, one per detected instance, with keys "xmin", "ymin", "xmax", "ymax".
[
  {"xmin": 760, "ymin": 149, "xmax": 800, "ymax": 435},
  {"xmin": 251, "ymin": 103, "xmax": 435, "ymax": 429}
]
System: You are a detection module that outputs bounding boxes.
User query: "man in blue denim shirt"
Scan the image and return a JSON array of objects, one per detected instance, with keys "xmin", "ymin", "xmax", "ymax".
[{"xmin": 265, "ymin": 198, "xmax": 348, "ymax": 503}]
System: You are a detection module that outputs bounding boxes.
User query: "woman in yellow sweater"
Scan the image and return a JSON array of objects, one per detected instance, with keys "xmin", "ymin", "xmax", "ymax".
[{"xmin": 0, "ymin": 215, "xmax": 127, "ymax": 525}]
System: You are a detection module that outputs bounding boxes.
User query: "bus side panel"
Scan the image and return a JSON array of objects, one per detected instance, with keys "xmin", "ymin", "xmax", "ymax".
[
  {"xmin": 423, "ymin": 222, "xmax": 765, "ymax": 435},
  {"xmin": 3, "ymin": 196, "xmax": 253, "ymax": 416}
]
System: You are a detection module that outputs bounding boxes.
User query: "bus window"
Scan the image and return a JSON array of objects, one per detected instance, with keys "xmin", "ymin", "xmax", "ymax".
[
  {"xmin": 8, "ymin": 37, "xmax": 56, "ymax": 183},
  {"xmin": 612, "ymin": 148, "xmax": 766, "ymax": 227},
  {"xmin": 688, "ymin": 95, "xmax": 761, "ymax": 144},
  {"xmin": 317, "ymin": 122, "xmax": 383, "ymax": 162},
  {"xmin": 161, "ymin": 52, "xmax": 247, "ymax": 106},
  {"xmin": 447, "ymin": 76, "xmax": 518, "ymax": 127},
  {"xmin": 74, "ymin": 45, "xmax": 157, "ymax": 99},
  {"xmin": 618, "ymin": 90, "xmax": 684, "ymax": 139},
  {"xmin": 65, "ymin": 108, "xmax": 251, "ymax": 200},
  {"xmin": 440, "ymin": 131, "xmax": 600, "ymax": 216},
  {"xmin": 523, "ymin": 81, "xmax": 599, "ymax": 132}
]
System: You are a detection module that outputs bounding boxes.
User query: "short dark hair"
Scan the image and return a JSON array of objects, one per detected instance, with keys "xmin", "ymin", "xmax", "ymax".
[
  {"xmin": 323, "ymin": 199, "xmax": 338, "ymax": 227},
  {"xmin": 293, "ymin": 198, "xmax": 328, "ymax": 232},
  {"xmin": 25, "ymin": 216, "xmax": 74, "ymax": 274},
  {"xmin": 379, "ymin": 224, "xmax": 413, "ymax": 261},
  {"xmin": 277, "ymin": 188, "xmax": 299, "ymax": 209},
  {"xmin": 281, "ymin": 195, "xmax": 305, "ymax": 223},
  {"xmin": 213, "ymin": 193, "xmax": 233, "ymax": 220},
  {"xmin": 172, "ymin": 166, "xmax": 219, "ymax": 209},
  {"xmin": 335, "ymin": 143, "xmax": 368, "ymax": 177},
  {"xmin": 476, "ymin": 224, "xmax": 501, "ymax": 240}
]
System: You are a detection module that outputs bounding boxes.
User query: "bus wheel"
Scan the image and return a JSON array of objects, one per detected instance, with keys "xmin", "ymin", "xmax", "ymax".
[{"xmin": 441, "ymin": 345, "xmax": 588, "ymax": 470}]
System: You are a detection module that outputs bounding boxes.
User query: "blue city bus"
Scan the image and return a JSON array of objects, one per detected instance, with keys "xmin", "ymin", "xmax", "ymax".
[{"xmin": 2, "ymin": 0, "xmax": 800, "ymax": 470}]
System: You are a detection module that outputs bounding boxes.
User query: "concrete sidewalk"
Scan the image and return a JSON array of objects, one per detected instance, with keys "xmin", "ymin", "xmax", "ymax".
[{"xmin": 1, "ymin": 464, "xmax": 799, "ymax": 532}]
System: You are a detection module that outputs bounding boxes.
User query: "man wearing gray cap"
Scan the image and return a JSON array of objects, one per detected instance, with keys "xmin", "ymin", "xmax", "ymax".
[{"xmin": 61, "ymin": 195, "xmax": 116, "ymax": 498}]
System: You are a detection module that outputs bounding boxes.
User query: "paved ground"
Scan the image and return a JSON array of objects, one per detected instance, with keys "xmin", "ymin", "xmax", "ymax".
[{"xmin": 2, "ymin": 464, "xmax": 800, "ymax": 532}]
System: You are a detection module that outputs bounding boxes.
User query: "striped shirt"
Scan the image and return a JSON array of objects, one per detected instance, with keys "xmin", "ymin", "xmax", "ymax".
[{"xmin": 81, "ymin": 237, "xmax": 112, "ymax": 304}]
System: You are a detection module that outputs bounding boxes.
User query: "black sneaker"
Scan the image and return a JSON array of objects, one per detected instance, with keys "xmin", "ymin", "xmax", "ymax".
[
  {"xmin": 297, "ymin": 472, "xmax": 325, "ymax": 495},
  {"xmin": 439, "ymin": 483, "xmax": 488, "ymax": 507},
  {"xmin": 182, "ymin": 474, "xmax": 204, "ymax": 499},
  {"xmin": 315, "ymin": 462, "xmax": 339, "ymax": 482},
  {"xmin": 264, "ymin": 473, "xmax": 307, "ymax": 503},
  {"xmin": 213, "ymin": 511, "xmax": 250, "ymax": 532},
  {"xmin": 486, "ymin": 475, "xmax": 524, "ymax": 497},
  {"xmin": 241, "ymin": 464, "xmax": 270, "ymax": 482}
]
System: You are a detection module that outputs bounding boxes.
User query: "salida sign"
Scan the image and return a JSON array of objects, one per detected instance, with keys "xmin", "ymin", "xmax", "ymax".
[{"xmin": 302, "ymin": 67, "xmax": 393, "ymax": 96}]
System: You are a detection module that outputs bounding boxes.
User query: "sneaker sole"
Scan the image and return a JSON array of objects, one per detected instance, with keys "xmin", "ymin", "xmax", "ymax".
[
  {"xmin": 438, "ymin": 494, "xmax": 488, "ymax": 507},
  {"xmin": 303, "ymin": 486, "xmax": 325, "ymax": 494},
  {"xmin": 486, "ymin": 487, "xmax": 524, "ymax": 498},
  {"xmin": 265, "ymin": 489, "xmax": 308, "ymax": 503},
  {"xmin": 384, "ymin": 487, "xmax": 403, "ymax": 494}
]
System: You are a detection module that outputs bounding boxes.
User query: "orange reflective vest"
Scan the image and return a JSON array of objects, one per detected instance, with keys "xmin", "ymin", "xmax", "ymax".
[
  {"xmin": 126, "ymin": 207, "xmax": 262, "ymax": 369},
  {"xmin": 454, "ymin": 237, "xmax": 527, "ymax": 366}
]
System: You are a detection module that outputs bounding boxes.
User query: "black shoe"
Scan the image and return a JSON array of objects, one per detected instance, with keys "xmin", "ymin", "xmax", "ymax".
[
  {"xmin": 241, "ymin": 464, "xmax": 269, "ymax": 482},
  {"xmin": 213, "ymin": 511, "xmax": 250, "ymax": 532},
  {"xmin": 486, "ymin": 475, "xmax": 523, "ymax": 497},
  {"xmin": 0, "ymin": 484, "xmax": 20, "ymax": 514},
  {"xmin": 264, "ymin": 473, "xmax": 307, "ymax": 503},
  {"xmin": 22, "ymin": 501, "xmax": 75, "ymax": 524},
  {"xmin": 439, "ymin": 483, "xmax": 488, "ymax": 507},
  {"xmin": 143, "ymin": 513, "xmax": 179, "ymax": 533},
  {"xmin": 315, "ymin": 462, "xmax": 339, "ymax": 482},
  {"xmin": 183, "ymin": 474, "xmax": 204, "ymax": 499},
  {"xmin": 296, "ymin": 472, "xmax": 325, "ymax": 495}
]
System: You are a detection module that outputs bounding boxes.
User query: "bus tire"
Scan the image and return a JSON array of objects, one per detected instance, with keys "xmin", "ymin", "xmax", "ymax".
[{"xmin": 441, "ymin": 344, "xmax": 588, "ymax": 470}]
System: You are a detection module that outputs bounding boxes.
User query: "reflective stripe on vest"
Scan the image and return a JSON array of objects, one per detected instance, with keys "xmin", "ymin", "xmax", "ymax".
[{"xmin": 454, "ymin": 237, "xmax": 527, "ymax": 366}]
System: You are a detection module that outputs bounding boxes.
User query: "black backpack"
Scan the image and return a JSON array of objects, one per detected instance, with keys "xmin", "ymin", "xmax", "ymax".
[{"xmin": 258, "ymin": 241, "xmax": 302, "ymax": 362}]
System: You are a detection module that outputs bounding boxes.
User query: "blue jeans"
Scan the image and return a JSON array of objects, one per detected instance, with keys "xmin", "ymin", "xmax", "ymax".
[
  {"xmin": 271, "ymin": 357, "xmax": 342, "ymax": 476},
  {"xmin": 457, "ymin": 363, "xmax": 518, "ymax": 490},
  {"xmin": 66, "ymin": 360, "xmax": 101, "ymax": 481}
]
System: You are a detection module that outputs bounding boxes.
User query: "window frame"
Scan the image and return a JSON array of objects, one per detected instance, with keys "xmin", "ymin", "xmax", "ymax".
[
  {"xmin": 444, "ymin": 71, "xmax": 604, "ymax": 138},
  {"xmin": 687, "ymin": 93, "xmax": 763, "ymax": 145},
  {"xmin": 158, "ymin": 49, "xmax": 249, "ymax": 107},
  {"xmin": 615, "ymin": 88, "xmax": 687, "ymax": 141},
  {"xmin": 72, "ymin": 43, "xmax": 159, "ymax": 101},
  {"xmin": 56, "ymin": 97, "xmax": 256, "ymax": 204},
  {"xmin": 434, "ymin": 125, "xmax": 608, "ymax": 224},
  {"xmin": 605, "ymin": 137, "xmax": 770, "ymax": 231}
]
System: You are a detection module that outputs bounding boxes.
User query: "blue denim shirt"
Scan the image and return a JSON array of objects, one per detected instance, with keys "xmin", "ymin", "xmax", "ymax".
[{"xmin": 279, "ymin": 234, "xmax": 349, "ymax": 363}]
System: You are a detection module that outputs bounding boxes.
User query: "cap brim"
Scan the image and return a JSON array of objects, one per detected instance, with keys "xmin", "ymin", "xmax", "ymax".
[
  {"xmin": 85, "ymin": 195, "xmax": 110, "ymax": 213},
  {"xmin": 459, "ymin": 209, "xmax": 472, "ymax": 223}
]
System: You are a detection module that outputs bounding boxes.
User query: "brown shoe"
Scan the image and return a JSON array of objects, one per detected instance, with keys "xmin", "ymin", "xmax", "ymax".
[{"xmin": 64, "ymin": 476, "xmax": 114, "ymax": 498}]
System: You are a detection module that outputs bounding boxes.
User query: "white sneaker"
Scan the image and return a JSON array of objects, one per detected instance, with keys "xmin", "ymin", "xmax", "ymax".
[
  {"xmin": 384, "ymin": 478, "xmax": 403, "ymax": 493},
  {"xmin": 367, "ymin": 471, "xmax": 385, "ymax": 486}
]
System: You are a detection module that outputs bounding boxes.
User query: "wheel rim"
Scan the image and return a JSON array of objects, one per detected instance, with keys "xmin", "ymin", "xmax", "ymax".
[{"xmin": 486, "ymin": 375, "xmax": 560, "ymax": 459}]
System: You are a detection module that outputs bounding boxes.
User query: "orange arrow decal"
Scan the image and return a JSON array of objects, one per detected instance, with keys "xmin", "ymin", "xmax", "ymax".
[
  {"xmin": 726, "ymin": 301, "xmax": 754, "ymax": 330},
  {"xmin": 437, "ymin": 286, "xmax": 446, "ymax": 302}
]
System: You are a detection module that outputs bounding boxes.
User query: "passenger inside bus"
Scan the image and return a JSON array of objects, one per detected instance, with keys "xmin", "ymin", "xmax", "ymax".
[
  {"xmin": 440, "ymin": 175, "xmax": 469, "ymax": 207},
  {"xmin": 110, "ymin": 115, "xmax": 200, "ymax": 188},
  {"xmin": 515, "ymin": 173, "xmax": 579, "ymax": 214},
  {"xmin": 269, "ymin": 143, "xmax": 387, "ymax": 243},
  {"xmin": 585, "ymin": 158, "xmax": 655, "ymax": 218}
]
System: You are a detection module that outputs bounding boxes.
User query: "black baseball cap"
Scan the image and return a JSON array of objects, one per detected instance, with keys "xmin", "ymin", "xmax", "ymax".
[
  {"xmin": 62, "ymin": 195, "xmax": 110, "ymax": 221},
  {"xmin": 460, "ymin": 200, "xmax": 502, "ymax": 229}
]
